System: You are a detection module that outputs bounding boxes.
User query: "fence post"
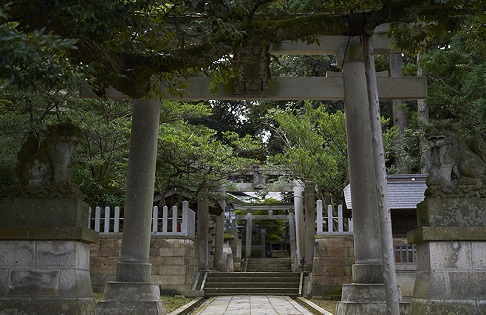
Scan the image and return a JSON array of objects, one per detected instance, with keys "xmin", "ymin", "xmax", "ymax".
[
  {"xmin": 316, "ymin": 200, "xmax": 323, "ymax": 234},
  {"xmin": 152, "ymin": 206, "xmax": 159, "ymax": 233},
  {"xmin": 327, "ymin": 205, "xmax": 333, "ymax": 233},
  {"xmin": 162, "ymin": 206, "xmax": 168, "ymax": 233},
  {"xmin": 182, "ymin": 201, "xmax": 189, "ymax": 236},
  {"xmin": 104, "ymin": 206, "xmax": 111, "ymax": 233},
  {"xmin": 190, "ymin": 209, "xmax": 196, "ymax": 238},
  {"xmin": 95, "ymin": 206, "xmax": 101, "ymax": 232},
  {"xmin": 88, "ymin": 207, "xmax": 92, "ymax": 229},
  {"xmin": 114, "ymin": 206, "xmax": 121, "ymax": 232},
  {"xmin": 337, "ymin": 205, "xmax": 344, "ymax": 232},
  {"xmin": 172, "ymin": 206, "xmax": 178, "ymax": 233}
]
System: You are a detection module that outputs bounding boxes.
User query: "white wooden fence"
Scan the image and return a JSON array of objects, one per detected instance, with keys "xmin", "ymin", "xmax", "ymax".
[
  {"xmin": 316, "ymin": 200, "xmax": 416, "ymax": 263},
  {"xmin": 88, "ymin": 201, "xmax": 196, "ymax": 237},
  {"xmin": 316, "ymin": 200, "xmax": 353, "ymax": 235}
]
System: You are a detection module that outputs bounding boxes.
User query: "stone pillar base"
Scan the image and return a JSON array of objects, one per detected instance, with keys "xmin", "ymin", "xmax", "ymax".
[
  {"xmin": 97, "ymin": 282, "xmax": 167, "ymax": 315},
  {"xmin": 336, "ymin": 283, "xmax": 409, "ymax": 315}
]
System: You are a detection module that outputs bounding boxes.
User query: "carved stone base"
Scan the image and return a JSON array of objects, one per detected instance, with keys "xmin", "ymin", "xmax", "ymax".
[
  {"xmin": 336, "ymin": 283, "xmax": 409, "ymax": 315},
  {"xmin": 0, "ymin": 197, "xmax": 97, "ymax": 315},
  {"xmin": 407, "ymin": 238, "xmax": 486, "ymax": 315},
  {"xmin": 408, "ymin": 198, "xmax": 486, "ymax": 314},
  {"xmin": 0, "ymin": 240, "xmax": 96, "ymax": 315},
  {"xmin": 97, "ymin": 282, "xmax": 167, "ymax": 315}
]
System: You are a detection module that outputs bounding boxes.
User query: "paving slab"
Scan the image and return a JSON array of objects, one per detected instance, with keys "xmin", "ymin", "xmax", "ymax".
[{"xmin": 191, "ymin": 295, "xmax": 315, "ymax": 315}]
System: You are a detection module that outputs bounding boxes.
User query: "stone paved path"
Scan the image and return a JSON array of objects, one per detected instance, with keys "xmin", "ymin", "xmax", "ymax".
[{"xmin": 191, "ymin": 295, "xmax": 315, "ymax": 315}]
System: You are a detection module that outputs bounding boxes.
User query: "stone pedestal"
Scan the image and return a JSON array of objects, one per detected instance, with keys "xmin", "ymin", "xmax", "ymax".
[
  {"xmin": 0, "ymin": 197, "xmax": 98, "ymax": 314},
  {"xmin": 408, "ymin": 198, "xmax": 486, "ymax": 314},
  {"xmin": 97, "ymin": 282, "xmax": 166, "ymax": 315},
  {"xmin": 337, "ymin": 284, "xmax": 409, "ymax": 315}
]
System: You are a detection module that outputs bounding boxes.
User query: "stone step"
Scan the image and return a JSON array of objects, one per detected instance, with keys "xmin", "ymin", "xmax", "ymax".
[
  {"xmin": 204, "ymin": 282, "xmax": 298, "ymax": 288},
  {"xmin": 204, "ymin": 287, "xmax": 299, "ymax": 296},
  {"xmin": 208, "ymin": 272, "xmax": 298, "ymax": 278},
  {"xmin": 246, "ymin": 257, "xmax": 291, "ymax": 272},
  {"xmin": 203, "ymin": 271, "xmax": 300, "ymax": 297}
]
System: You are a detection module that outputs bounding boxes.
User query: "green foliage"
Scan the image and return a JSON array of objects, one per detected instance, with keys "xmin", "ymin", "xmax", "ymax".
[
  {"xmin": 0, "ymin": 6, "xmax": 91, "ymax": 89},
  {"xmin": 267, "ymin": 102, "xmax": 347, "ymax": 203},
  {"xmin": 156, "ymin": 101, "xmax": 263, "ymax": 203},
  {"xmin": 421, "ymin": 28, "xmax": 486, "ymax": 137},
  {"xmin": 65, "ymin": 99, "xmax": 132, "ymax": 206}
]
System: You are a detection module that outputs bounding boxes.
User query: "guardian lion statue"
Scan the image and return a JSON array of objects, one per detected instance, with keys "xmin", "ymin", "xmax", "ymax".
[
  {"xmin": 14, "ymin": 122, "xmax": 81, "ymax": 197},
  {"xmin": 425, "ymin": 121, "xmax": 486, "ymax": 197}
]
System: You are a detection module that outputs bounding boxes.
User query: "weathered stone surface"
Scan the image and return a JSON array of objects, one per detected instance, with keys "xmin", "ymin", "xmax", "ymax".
[
  {"xmin": 91, "ymin": 236, "xmax": 198, "ymax": 294},
  {"xmin": 408, "ymin": 226, "xmax": 486, "ymax": 244},
  {"xmin": 409, "ymin": 197, "xmax": 486, "ymax": 314},
  {"xmin": 0, "ymin": 241, "xmax": 34, "ymax": 266},
  {"xmin": 308, "ymin": 237, "xmax": 354, "ymax": 296},
  {"xmin": 0, "ymin": 197, "xmax": 89, "ymax": 228},
  {"xmin": 417, "ymin": 198, "xmax": 486, "ymax": 227},
  {"xmin": 0, "ymin": 239, "xmax": 96, "ymax": 315},
  {"xmin": 408, "ymin": 298, "xmax": 479, "ymax": 315},
  {"xmin": 337, "ymin": 284, "xmax": 408, "ymax": 315},
  {"xmin": 98, "ymin": 282, "xmax": 166, "ymax": 315}
]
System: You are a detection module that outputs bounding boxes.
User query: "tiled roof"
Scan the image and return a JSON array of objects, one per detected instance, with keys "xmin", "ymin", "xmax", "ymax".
[{"xmin": 343, "ymin": 174, "xmax": 427, "ymax": 210}]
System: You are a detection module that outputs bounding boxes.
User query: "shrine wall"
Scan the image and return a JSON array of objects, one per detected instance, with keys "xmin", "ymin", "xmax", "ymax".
[{"xmin": 90, "ymin": 234, "xmax": 198, "ymax": 295}]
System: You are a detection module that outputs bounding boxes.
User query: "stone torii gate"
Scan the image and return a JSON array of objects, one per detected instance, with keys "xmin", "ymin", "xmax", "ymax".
[{"xmin": 85, "ymin": 26, "xmax": 427, "ymax": 315}]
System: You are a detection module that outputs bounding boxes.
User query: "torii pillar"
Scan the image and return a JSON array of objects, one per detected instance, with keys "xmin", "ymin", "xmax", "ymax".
[
  {"xmin": 197, "ymin": 187, "xmax": 210, "ymax": 270},
  {"xmin": 97, "ymin": 98, "xmax": 166, "ymax": 315},
  {"xmin": 336, "ymin": 38, "xmax": 388, "ymax": 314}
]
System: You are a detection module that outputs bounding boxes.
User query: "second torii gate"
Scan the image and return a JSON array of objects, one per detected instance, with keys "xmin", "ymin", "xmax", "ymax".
[{"xmin": 89, "ymin": 25, "xmax": 427, "ymax": 315}]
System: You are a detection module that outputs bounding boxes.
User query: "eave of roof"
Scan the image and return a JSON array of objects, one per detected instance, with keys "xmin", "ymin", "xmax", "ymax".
[{"xmin": 343, "ymin": 174, "xmax": 427, "ymax": 210}]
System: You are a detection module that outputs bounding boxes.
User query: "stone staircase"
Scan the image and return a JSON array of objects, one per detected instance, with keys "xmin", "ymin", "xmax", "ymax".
[{"xmin": 203, "ymin": 257, "xmax": 301, "ymax": 297}]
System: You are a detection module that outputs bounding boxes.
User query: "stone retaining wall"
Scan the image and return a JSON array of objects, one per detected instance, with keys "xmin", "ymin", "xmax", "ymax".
[
  {"xmin": 90, "ymin": 234, "xmax": 198, "ymax": 295},
  {"xmin": 308, "ymin": 235, "xmax": 355, "ymax": 297},
  {"xmin": 308, "ymin": 235, "xmax": 417, "ymax": 299}
]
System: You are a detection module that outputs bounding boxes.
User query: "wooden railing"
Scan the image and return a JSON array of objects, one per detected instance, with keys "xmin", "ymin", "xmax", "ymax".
[{"xmin": 88, "ymin": 201, "xmax": 195, "ymax": 237}]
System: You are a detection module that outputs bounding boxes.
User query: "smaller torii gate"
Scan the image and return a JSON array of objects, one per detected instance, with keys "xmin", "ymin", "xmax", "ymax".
[{"xmin": 233, "ymin": 204, "xmax": 295, "ymax": 260}]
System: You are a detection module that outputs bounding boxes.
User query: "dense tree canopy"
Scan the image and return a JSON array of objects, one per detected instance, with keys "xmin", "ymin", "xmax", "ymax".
[{"xmin": 2, "ymin": 0, "xmax": 482, "ymax": 98}]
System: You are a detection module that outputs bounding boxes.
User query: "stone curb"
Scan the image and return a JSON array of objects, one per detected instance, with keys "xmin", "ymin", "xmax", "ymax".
[
  {"xmin": 296, "ymin": 297, "xmax": 334, "ymax": 315},
  {"xmin": 169, "ymin": 297, "xmax": 205, "ymax": 315}
]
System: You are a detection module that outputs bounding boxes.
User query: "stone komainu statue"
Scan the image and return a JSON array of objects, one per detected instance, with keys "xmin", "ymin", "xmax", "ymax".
[
  {"xmin": 14, "ymin": 122, "xmax": 81, "ymax": 197},
  {"xmin": 425, "ymin": 121, "xmax": 486, "ymax": 197}
]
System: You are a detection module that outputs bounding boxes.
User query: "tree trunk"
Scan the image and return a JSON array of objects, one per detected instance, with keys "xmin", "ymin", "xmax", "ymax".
[
  {"xmin": 417, "ymin": 53, "xmax": 430, "ymax": 174},
  {"xmin": 390, "ymin": 53, "xmax": 409, "ymax": 173},
  {"xmin": 363, "ymin": 34, "xmax": 400, "ymax": 315}
]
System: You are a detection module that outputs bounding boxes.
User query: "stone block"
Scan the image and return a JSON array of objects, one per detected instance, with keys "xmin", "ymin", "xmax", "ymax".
[
  {"xmin": 417, "ymin": 198, "xmax": 486, "ymax": 227},
  {"xmin": 472, "ymin": 242, "xmax": 486, "ymax": 269},
  {"xmin": 59, "ymin": 269, "xmax": 94, "ymax": 298},
  {"xmin": 412, "ymin": 270, "xmax": 448, "ymax": 299},
  {"xmin": 0, "ymin": 269, "xmax": 8, "ymax": 295},
  {"xmin": 9, "ymin": 269, "xmax": 60, "ymax": 296},
  {"xmin": 76, "ymin": 242, "xmax": 91, "ymax": 269},
  {"xmin": 0, "ymin": 197, "xmax": 89, "ymax": 228},
  {"xmin": 98, "ymin": 246, "xmax": 121, "ymax": 257},
  {"xmin": 0, "ymin": 241, "xmax": 34, "ymax": 266},
  {"xmin": 428, "ymin": 241, "xmax": 471, "ymax": 269},
  {"xmin": 36, "ymin": 241, "xmax": 77, "ymax": 267},
  {"xmin": 341, "ymin": 283, "xmax": 386, "ymax": 303},
  {"xmin": 416, "ymin": 243, "xmax": 431, "ymax": 270},
  {"xmin": 31, "ymin": 298, "xmax": 97, "ymax": 315},
  {"xmin": 408, "ymin": 298, "xmax": 479, "ymax": 315}
]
